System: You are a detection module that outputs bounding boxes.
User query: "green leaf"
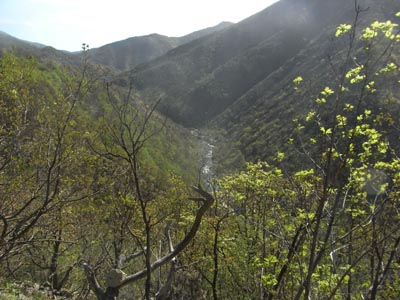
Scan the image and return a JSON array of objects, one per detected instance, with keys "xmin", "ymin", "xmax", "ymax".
[
  {"xmin": 293, "ymin": 76, "xmax": 303, "ymax": 84},
  {"xmin": 293, "ymin": 76, "xmax": 303, "ymax": 90},
  {"xmin": 306, "ymin": 110, "xmax": 316, "ymax": 122},
  {"xmin": 276, "ymin": 151, "xmax": 285, "ymax": 162},
  {"xmin": 321, "ymin": 86, "xmax": 334, "ymax": 97},
  {"xmin": 335, "ymin": 24, "xmax": 352, "ymax": 37},
  {"xmin": 362, "ymin": 27, "xmax": 378, "ymax": 40}
]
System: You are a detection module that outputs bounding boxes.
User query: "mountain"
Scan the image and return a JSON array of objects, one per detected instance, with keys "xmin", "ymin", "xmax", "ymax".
[
  {"xmin": 0, "ymin": 30, "xmax": 45, "ymax": 55},
  {"xmin": 87, "ymin": 34, "xmax": 180, "ymax": 72},
  {"xmin": 1, "ymin": 22, "xmax": 233, "ymax": 73},
  {"xmin": 0, "ymin": 31, "xmax": 86, "ymax": 68},
  {"xmin": 125, "ymin": 0, "xmax": 399, "ymax": 129},
  {"xmin": 88, "ymin": 22, "xmax": 233, "ymax": 72},
  {"xmin": 116, "ymin": 0, "xmax": 400, "ymax": 165},
  {"xmin": 178, "ymin": 21, "xmax": 233, "ymax": 45},
  {"xmin": 0, "ymin": 31, "xmax": 47, "ymax": 49},
  {"xmin": 2, "ymin": 0, "xmax": 399, "ymax": 165}
]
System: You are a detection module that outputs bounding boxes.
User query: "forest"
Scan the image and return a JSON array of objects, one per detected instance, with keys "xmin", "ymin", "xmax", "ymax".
[{"xmin": 1, "ymin": 2, "xmax": 400, "ymax": 300}]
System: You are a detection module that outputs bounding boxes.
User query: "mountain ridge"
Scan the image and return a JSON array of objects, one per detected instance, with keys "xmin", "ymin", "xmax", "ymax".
[
  {"xmin": 2, "ymin": 0, "xmax": 399, "ymax": 164},
  {"xmin": 0, "ymin": 30, "xmax": 47, "ymax": 48},
  {"xmin": 125, "ymin": 0, "xmax": 361, "ymax": 127},
  {"xmin": 86, "ymin": 21, "xmax": 234, "ymax": 72},
  {"xmin": 0, "ymin": 21, "xmax": 233, "ymax": 72}
]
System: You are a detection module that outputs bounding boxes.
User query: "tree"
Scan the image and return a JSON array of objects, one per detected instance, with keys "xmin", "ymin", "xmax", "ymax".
[
  {"xmin": 81, "ymin": 82, "xmax": 215, "ymax": 300},
  {"xmin": 289, "ymin": 8, "xmax": 400, "ymax": 299},
  {"xmin": 0, "ymin": 49, "xmax": 104, "ymax": 297},
  {"xmin": 199, "ymin": 6, "xmax": 400, "ymax": 300}
]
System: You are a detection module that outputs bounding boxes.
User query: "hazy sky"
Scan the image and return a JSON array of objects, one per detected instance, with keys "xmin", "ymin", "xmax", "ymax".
[{"xmin": 0, "ymin": 0, "xmax": 279, "ymax": 51}]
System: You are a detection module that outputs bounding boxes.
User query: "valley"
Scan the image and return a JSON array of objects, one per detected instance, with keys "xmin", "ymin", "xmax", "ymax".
[{"xmin": 1, "ymin": 0, "xmax": 400, "ymax": 299}]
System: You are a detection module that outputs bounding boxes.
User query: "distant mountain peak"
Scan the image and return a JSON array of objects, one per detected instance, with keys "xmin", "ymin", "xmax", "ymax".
[{"xmin": 88, "ymin": 21, "xmax": 234, "ymax": 72}]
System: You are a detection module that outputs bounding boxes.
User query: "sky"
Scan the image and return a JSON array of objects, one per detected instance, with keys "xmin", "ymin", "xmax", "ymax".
[{"xmin": 0, "ymin": 0, "xmax": 279, "ymax": 52}]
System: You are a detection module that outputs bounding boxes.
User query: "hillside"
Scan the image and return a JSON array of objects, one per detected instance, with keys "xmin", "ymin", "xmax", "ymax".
[
  {"xmin": 126, "ymin": 0, "xmax": 400, "ymax": 130},
  {"xmin": 0, "ymin": 30, "xmax": 46, "ymax": 49},
  {"xmin": 213, "ymin": 0, "xmax": 400, "ymax": 162},
  {"xmin": 1, "ymin": 21, "xmax": 233, "ymax": 74},
  {"xmin": 0, "ymin": 31, "xmax": 87, "ymax": 68},
  {"xmin": 87, "ymin": 22, "xmax": 233, "ymax": 72},
  {"xmin": 119, "ymin": 0, "xmax": 400, "ymax": 164},
  {"xmin": 1, "ymin": 1, "xmax": 400, "ymax": 299},
  {"xmin": 126, "ymin": 0, "xmax": 357, "ymax": 126}
]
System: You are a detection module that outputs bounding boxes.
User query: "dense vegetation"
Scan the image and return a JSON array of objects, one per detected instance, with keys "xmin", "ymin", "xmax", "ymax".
[
  {"xmin": 0, "ymin": 50, "xmax": 205, "ymax": 299},
  {"xmin": 1, "ymin": 2, "xmax": 400, "ymax": 300}
]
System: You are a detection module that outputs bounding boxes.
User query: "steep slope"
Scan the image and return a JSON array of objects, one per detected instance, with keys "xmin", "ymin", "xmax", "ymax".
[
  {"xmin": 88, "ymin": 22, "xmax": 233, "ymax": 72},
  {"xmin": 127, "ymin": 0, "xmax": 359, "ymax": 126},
  {"xmin": 213, "ymin": 0, "xmax": 400, "ymax": 162},
  {"xmin": 178, "ymin": 21, "xmax": 233, "ymax": 45}
]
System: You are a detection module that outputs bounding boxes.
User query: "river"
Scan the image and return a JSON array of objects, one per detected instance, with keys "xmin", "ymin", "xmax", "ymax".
[{"xmin": 191, "ymin": 129, "xmax": 215, "ymax": 184}]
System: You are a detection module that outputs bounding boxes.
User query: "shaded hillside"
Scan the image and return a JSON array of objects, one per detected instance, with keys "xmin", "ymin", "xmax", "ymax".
[
  {"xmin": 212, "ymin": 0, "xmax": 400, "ymax": 164},
  {"xmin": 88, "ymin": 22, "xmax": 233, "ymax": 72},
  {"xmin": 127, "ymin": 0, "xmax": 360, "ymax": 126},
  {"xmin": 178, "ymin": 21, "xmax": 233, "ymax": 45}
]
